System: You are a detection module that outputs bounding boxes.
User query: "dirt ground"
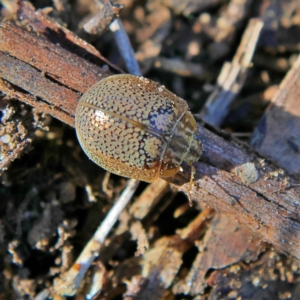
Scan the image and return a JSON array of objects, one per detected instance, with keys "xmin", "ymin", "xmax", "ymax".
[{"xmin": 1, "ymin": 0, "xmax": 300, "ymax": 299}]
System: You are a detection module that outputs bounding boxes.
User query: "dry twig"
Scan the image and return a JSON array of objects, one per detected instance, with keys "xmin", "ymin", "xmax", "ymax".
[
  {"xmin": 53, "ymin": 179, "xmax": 139, "ymax": 296},
  {"xmin": 200, "ymin": 18, "xmax": 264, "ymax": 125}
]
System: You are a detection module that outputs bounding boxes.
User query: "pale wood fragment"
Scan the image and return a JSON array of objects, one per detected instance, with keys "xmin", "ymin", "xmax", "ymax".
[{"xmin": 251, "ymin": 55, "xmax": 300, "ymax": 175}]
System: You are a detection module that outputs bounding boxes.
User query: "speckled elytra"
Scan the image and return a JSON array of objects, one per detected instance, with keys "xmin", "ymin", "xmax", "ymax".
[{"xmin": 75, "ymin": 74, "xmax": 203, "ymax": 182}]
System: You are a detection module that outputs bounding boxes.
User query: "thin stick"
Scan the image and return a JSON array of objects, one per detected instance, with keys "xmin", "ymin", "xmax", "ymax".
[
  {"xmin": 85, "ymin": 0, "xmax": 141, "ymax": 75},
  {"xmin": 200, "ymin": 18, "xmax": 263, "ymax": 126},
  {"xmin": 110, "ymin": 18, "xmax": 141, "ymax": 75},
  {"xmin": 94, "ymin": 179, "xmax": 139, "ymax": 243},
  {"xmin": 34, "ymin": 289, "xmax": 50, "ymax": 300},
  {"xmin": 53, "ymin": 179, "xmax": 140, "ymax": 296}
]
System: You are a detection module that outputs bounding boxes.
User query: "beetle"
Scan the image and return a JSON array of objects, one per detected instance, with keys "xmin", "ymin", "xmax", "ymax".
[{"xmin": 75, "ymin": 74, "xmax": 202, "ymax": 182}]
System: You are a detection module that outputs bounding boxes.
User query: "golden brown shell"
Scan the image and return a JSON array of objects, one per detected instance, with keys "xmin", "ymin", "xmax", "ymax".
[{"xmin": 75, "ymin": 74, "xmax": 202, "ymax": 182}]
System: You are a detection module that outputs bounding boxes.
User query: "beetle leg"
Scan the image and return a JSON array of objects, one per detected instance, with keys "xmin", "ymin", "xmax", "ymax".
[{"xmin": 187, "ymin": 164, "xmax": 196, "ymax": 207}]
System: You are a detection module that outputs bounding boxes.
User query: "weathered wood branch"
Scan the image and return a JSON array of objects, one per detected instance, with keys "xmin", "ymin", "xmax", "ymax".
[
  {"xmin": 1, "ymin": 18, "xmax": 300, "ymax": 260},
  {"xmin": 167, "ymin": 122, "xmax": 300, "ymax": 259},
  {"xmin": 0, "ymin": 20, "xmax": 114, "ymax": 126}
]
